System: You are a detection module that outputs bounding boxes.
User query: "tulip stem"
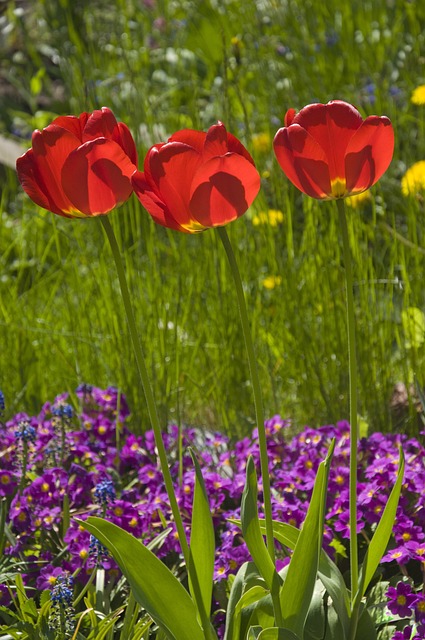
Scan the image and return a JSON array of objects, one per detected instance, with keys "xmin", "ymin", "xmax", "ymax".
[
  {"xmin": 336, "ymin": 199, "xmax": 359, "ymax": 604},
  {"xmin": 217, "ymin": 226, "xmax": 276, "ymax": 565},
  {"xmin": 100, "ymin": 216, "xmax": 215, "ymax": 640}
]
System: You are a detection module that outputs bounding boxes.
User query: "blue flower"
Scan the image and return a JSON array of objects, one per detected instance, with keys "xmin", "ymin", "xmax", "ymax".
[
  {"xmin": 94, "ymin": 479, "xmax": 116, "ymax": 506},
  {"xmin": 14, "ymin": 420, "xmax": 36, "ymax": 443}
]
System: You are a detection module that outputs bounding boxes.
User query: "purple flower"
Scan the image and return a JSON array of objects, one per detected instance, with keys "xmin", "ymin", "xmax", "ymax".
[
  {"xmin": 381, "ymin": 546, "xmax": 412, "ymax": 566},
  {"xmin": 36, "ymin": 565, "xmax": 64, "ymax": 590},
  {"xmin": 392, "ymin": 627, "xmax": 412, "ymax": 640},
  {"xmin": 415, "ymin": 594, "xmax": 425, "ymax": 623},
  {"xmin": 386, "ymin": 582, "xmax": 418, "ymax": 618}
]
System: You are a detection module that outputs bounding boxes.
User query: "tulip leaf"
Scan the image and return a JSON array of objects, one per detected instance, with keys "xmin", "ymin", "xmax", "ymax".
[
  {"xmin": 241, "ymin": 456, "xmax": 282, "ymax": 593},
  {"xmin": 355, "ymin": 448, "xmax": 405, "ymax": 606},
  {"xmin": 224, "ymin": 562, "xmax": 268, "ymax": 640},
  {"xmin": 188, "ymin": 449, "xmax": 215, "ymax": 621},
  {"xmin": 278, "ymin": 439, "xmax": 335, "ymax": 638},
  {"xmin": 78, "ymin": 517, "xmax": 204, "ymax": 640},
  {"xmin": 247, "ymin": 626, "xmax": 263, "ymax": 640},
  {"xmin": 256, "ymin": 519, "xmax": 351, "ymax": 637},
  {"xmin": 230, "ymin": 585, "xmax": 270, "ymax": 640},
  {"xmin": 258, "ymin": 628, "xmax": 299, "ymax": 640},
  {"xmin": 229, "ymin": 514, "xmax": 350, "ymax": 637}
]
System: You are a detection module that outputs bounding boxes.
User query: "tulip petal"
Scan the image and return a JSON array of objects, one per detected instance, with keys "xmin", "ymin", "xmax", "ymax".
[
  {"xmin": 132, "ymin": 171, "xmax": 188, "ymax": 232},
  {"xmin": 82, "ymin": 107, "xmax": 119, "ymax": 143},
  {"xmin": 16, "ymin": 126, "xmax": 82, "ymax": 216},
  {"xmin": 203, "ymin": 122, "xmax": 228, "ymax": 159},
  {"xmin": 168, "ymin": 129, "xmax": 206, "ymax": 154},
  {"xmin": 189, "ymin": 153, "xmax": 260, "ymax": 227},
  {"xmin": 344, "ymin": 116, "xmax": 394, "ymax": 193},
  {"xmin": 117, "ymin": 122, "xmax": 138, "ymax": 167},
  {"xmin": 226, "ymin": 132, "xmax": 257, "ymax": 164},
  {"xmin": 273, "ymin": 125, "xmax": 332, "ymax": 199},
  {"xmin": 146, "ymin": 142, "xmax": 203, "ymax": 228},
  {"xmin": 51, "ymin": 113, "xmax": 89, "ymax": 140},
  {"xmin": 293, "ymin": 101, "xmax": 363, "ymax": 183},
  {"xmin": 61, "ymin": 138, "xmax": 136, "ymax": 215},
  {"xmin": 16, "ymin": 150, "xmax": 67, "ymax": 217}
]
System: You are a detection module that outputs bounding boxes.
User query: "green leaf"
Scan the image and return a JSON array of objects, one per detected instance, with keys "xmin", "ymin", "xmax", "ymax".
[
  {"xmin": 230, "ymin": 517, "xmax": 350, "ymax": 637},
  {"xmin": 355, "ymin": 449, "xmax": 405, "ymax": 605},
  {"xmin": 247, "ymin": 626, "xmax": 263, "ymax": 640},
  {"xmin": 224, "ymin": 562, "xmax": 268, "ymax": 640},
  {"xmin": 79, "ymin": 517, "xmax": 204, "ymax": 640},
  {"xmin": 189, "ymin": 449, "xmax": 215, "ymax": 620},
  {"xmin": 279, "ymin": 440, "xmax": 335, "ymax": 638},
  {"xmin": 267, "ymin": 521, "xmax": 351, "ymax": 639},
  {"xmin": 241, "ymin": 456, "xmax": 281, "ymax": 592},
  {"xmin": 258, "ymin": 627, "xmax": 299, "ymax": 640},
  {"xmin": 231, "ymin": 585, "xmax": 270, "ymax": 640}
]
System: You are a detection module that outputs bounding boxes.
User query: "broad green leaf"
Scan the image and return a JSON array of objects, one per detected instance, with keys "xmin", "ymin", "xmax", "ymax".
[
  {"xmin": 230, "ymin": 517, "xmax": 350, "ymax": 637},
  {"xmin": 189, "ymin": 450, "xmax": 215, "ymax": 621},
  {"xmin": 259, "ymin": 520, "xmax": 351, "ymax": 639},
  {"xmin": 248, "ymin": 626, "xmax": 263, "ymax": 640},
  {"xmin": 279, "ymin": 440, "xmax": 335, "ymax": 638},
  {"xmin": 79, "ymin": 517, "xmax": 204, "ymax": 640},
  {"xmin": 355, "ymin": 449, "xmax": 405, "ymax": 606},
  {"xmin": 231, "ymin": 585, "xmax": 270, "ymax": 640},
  {"xmin": 241, "ymin": 456, "xmax": 282, "ymax": 593},
  {"xmin": 241, "ymin": 595, "xmax": 275, "ymax": 640},
  {"xmin": 224, "ymin": 562, "xmax": 268, "ymax": 640},
  {"xmin": 258, "ymin": 627, "xmax": 299, "ymax": 640}
]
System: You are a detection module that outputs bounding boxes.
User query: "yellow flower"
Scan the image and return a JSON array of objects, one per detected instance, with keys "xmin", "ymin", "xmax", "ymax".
[
  {"xmin": 345, "ymin": 189, "xmax": 372, "ymax": 208},
  {"xmin": 401, "ymin": 161, "xmax": 425, "ymax": 196},
  {"xmin": 252, "ymin": 209, "xmax": 284, "ymax": 226},
  {"xmin": 411, "ymin": 84, "xmax": 425, "ymax": 105},
  {"xmin": 262, "ymin": 275, "xmax": 282, "ymax": 289},
  {"xmin": 251, "ymin": 132, "xmax": 271, "ymax": 154}
]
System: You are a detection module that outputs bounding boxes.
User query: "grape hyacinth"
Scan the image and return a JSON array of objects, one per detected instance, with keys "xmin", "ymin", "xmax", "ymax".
[{"xmin": 49, "ymin": 571, "xmax": 75, "ymax": 637}]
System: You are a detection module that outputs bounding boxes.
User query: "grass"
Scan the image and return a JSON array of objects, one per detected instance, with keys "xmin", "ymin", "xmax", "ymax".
[{"xmin": 1, "ymin": 0, "xmax": 425, "ymax": 436}]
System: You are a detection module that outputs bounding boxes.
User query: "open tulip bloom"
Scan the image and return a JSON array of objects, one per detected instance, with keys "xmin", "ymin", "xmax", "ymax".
[
  {"xmin": 16, "ymin": 107, "xmax": 138, "ymax": 218},
  {"xmin": 131, "ymin": 122, "xmax": 261, "ymax": 232},
  {"xmin": 273, "ymin": 100, "xmax": 394, "ymax": 200}
]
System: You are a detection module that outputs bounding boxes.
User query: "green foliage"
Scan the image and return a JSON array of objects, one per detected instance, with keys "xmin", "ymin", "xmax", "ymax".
[
  {"xmin": 188, "ymin": 450, "xmax": 216, "ymax": 623},
  {"xmin": 355, "ymin": 449, "xmax": 405, "ymax": 606},
  {"xmin": 79, "ymin": 517, "xmax": 206, "ymax": 640}
]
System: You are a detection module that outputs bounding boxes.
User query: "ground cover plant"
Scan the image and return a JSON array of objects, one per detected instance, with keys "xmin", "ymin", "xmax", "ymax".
[
  {"xmin": 0, "ymin": 386, "xmax": 424, "ymax": 639},
  {"xmin": 1, "ymin": 0, "xmax": 425, "ymax": 639}
]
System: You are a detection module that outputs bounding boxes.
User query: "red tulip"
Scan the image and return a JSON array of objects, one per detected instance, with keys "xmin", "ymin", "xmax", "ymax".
[
  {"xmin": 131, "ymin": 122, "xmax": 260, "ymax": 233},
  {"xmin": 273, "ymin": 100, "xmax": 394, "ymax": 200},
  {"xmin": 16, "ymin": 107, "xmax": 138, "ymax": 218}
]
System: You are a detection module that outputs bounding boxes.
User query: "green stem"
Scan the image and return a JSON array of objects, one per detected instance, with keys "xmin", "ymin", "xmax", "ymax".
[
  {"xmin": 336, "ymin": 199, "xmax": 359, "ymax": 604},
  {"xmin": 216, "ymin": 227, "xmax": 276, "ymax": 563},
  {"xmin": 18, "ymin": 440, "xmax": 29, "ymax": 495},
  {"xmin": 100, "ymin": 217, "xmax": 214, "ymax": 640}
]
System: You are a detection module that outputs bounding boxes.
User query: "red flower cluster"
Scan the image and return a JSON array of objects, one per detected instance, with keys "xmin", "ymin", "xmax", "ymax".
[
  {"xmin": 16, "ymin": 100, "xmax": 395, "ymax": 223},
  {"xmin": 17, "ymin": 112, "xmax": 260, "ymax": 229}
]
